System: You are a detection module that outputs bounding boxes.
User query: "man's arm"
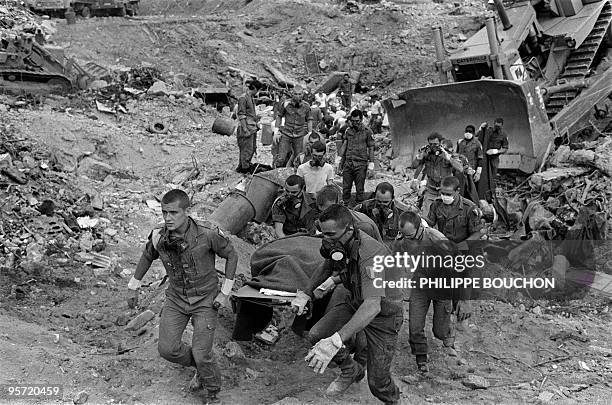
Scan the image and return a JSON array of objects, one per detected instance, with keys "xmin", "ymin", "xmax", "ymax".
[
  {"xmin": 237, "ymin": 96, "xmax": 248, "ymax": 133},
  {"xmin": 306, "ymin": 106, "xmax": 313, "ymax": 133},
  {"xmin": 500, "ymin": 134, "xmax": 509, "ymax": 154},
  {"xmin": 133, "ymin": 233, "xmax": 160, "ymax": 281},
  {"xmin": 444, "ymin": 150, "xmax": 464, "ymax": 172},
  {"xmin": 337, "ymin": 297, "xmax": 381, "ymax": 342},
  {"xmin": 274, "ymin": 222, "xmax": 286, "ymax": 238},
  {"xmin": 466, "ymin": 206, "xmax": 483, "ymax": 240}
]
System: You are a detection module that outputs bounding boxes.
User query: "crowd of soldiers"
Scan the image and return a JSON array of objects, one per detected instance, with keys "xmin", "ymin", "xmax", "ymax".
[{"xmin": 125, "ymin": 80, "xmax": 510, "ymax": 404}]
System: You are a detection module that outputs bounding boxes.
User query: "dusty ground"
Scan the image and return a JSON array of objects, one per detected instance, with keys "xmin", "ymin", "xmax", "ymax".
[{"xmin": 1, "ymin": 1, "xmax": 612, "ymax": 404}]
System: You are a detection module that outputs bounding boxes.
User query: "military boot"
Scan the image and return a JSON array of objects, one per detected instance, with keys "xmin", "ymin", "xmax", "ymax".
[{"xmin": 325, "ymin": 357, "xmax": 365, "ymax": 397}]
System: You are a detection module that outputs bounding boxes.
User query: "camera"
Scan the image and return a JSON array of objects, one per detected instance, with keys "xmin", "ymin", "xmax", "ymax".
[{"xmin": 419, "ymin": 144, "xmax": 442, "ymax": 155}]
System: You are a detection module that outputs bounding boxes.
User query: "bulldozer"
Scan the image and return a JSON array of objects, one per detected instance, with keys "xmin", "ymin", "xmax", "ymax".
[
  {"xmin": 383, "ymin": 0, "xmax": 612, "ymax": 173},
  {"xmin": 0, "ymin": 33, "xmax": 90, "ymax": 95}
]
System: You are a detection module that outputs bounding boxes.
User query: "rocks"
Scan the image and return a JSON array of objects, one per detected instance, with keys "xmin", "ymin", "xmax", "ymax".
[
  {"xmin": 532, "ymin": 306, "xmax": 543, "ymax": 316},
  {"xmin": 224, "ymin": 341, "xmax": 247, "ymax": 364},
  {"xmin": 73, "ymin": 391, "xmax": 88, "ymax": 404},
  {"xmin": 115, "ymin": 314, "xmax": 130, "ymax": 326},
  {"xmin": 537, "ymin": 391, "xmax": 555, "ymax": 403},
  {"xmin": 462, "ymin": 374, "xmax": 490, "ymax": 389},
  {"xmin": 125, "ymin": 310, "xmax": 155, "ymax": 331},
  {"xmin": 76, "ymin": 157, "xmax": 114, "ymax": 181},
  {"xmin": 147, "ymin": 81, "xmax": 170, "ymax": 96},
  {"xmin": 529, "ymin": 167, "xmax": 589, "ymax": 192}
]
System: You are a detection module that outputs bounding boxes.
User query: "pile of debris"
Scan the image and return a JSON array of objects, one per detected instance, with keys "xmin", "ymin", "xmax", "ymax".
[
  {"xmin": 493, "ymin": 134, "xmax": 611, "ymax": 240},
  {"xmin": 0, "ymin": 123, "xmax": 119, "ymax": 282},
  {"xmin": 0, "ymin": 2, "xmax": 56, "ymax": 37}
]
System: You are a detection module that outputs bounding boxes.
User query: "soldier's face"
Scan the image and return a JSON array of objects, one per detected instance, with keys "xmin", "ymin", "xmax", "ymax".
[
  {"xmin": 400, "ymin": 222, "xmax": 418, "ymax": 239},
  {"xmin": 285, "ymin": 183, "xmax": 303, "ymax": 199},
  {"xmin": 375, "ymin": 191, "xmax": 393, "ymax": 207},
  {"xmin": 161, "ymin": 201, "xmax": 189, "ymax": 231},
  {"xmin": 319, "ymin": 219, "xmax": 351, "ymax": 243}
]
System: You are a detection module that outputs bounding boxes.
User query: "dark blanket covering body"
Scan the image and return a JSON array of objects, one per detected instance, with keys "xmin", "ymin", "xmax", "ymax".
[
  {"xmin": 234, "ymin": 234, "xmax": 331, "ymax": 340},
  {"xmin": 246, "ymin": 234, "xmax": 328, "ymax": 293}
]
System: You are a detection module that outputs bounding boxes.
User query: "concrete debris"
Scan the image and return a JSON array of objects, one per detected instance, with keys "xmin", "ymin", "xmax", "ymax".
[
  {"xmin": 73, "ymin": 391, "xmax": 89, "ymax": 405},
  {"xmin": 125, "ymin": 310, "xmax": 155, "ymax": 331},
  {"xmin": 77, "ymin": 157, "xmax": 114, "ymax": 181},
  {"xmin": 224, "ymin": 341, "xmax": 247, "ymax": 363},
  {"xmin": 147, "ymin": 81, "xmax": 170, "ymax": 96},
  {"xmin": 462, "ymin": 374, "xmax": 490, "ymax": 389},
  {"xmin": 537, "ymin": 391, "xmax": 555, "ymax": 403}
]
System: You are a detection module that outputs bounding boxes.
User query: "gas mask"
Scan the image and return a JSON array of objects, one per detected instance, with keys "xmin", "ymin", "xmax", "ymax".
[
  {"xmin": 440, "ymin": 194, "xmax": 455, "ymax": 205},
  {"xmin": 373, "ymin": 201, "xmax": 393, "ymax": 220},
  {"xmin": 310, "ymin": 156, "xmax": 325, "ymax": 167},
  {"xmin": 319, "ymin": 226, "xmax": 353, "ymax": 263},
  {"xmin": 287, "ymin": 194, "xmax": 302, "ymax": 209},
  {"xmin": 164, "ymin": 236, "xmax": 188, "ymax": 252},
  {"xmin": 464, "ymin": 132, "xmax": 473, "ymax": 140}
]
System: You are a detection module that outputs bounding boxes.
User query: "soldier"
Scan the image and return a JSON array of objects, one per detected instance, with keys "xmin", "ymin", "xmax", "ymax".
[
  {"xmin": 127, "ymin": 189, "xmax": 237, "ymax": 405},
  {"xmin": 271, "ymin": 175, "xmax": 314, "ymax": 238},
  {"xmin": 338, "ymin": 73, "xmax": 353, "ymax": 109},
  {"xmin": 456, "ymin": 125, "xmax": 483, "ymax": 184},
  {"xmin": 303, "ymin": 185, "xmax": 382, "ymax": 242},
  {"xmin": 393, "ymin": 211, "xmax": 472, "ymax": 373},
  {"xmin": 274, "ymin": 87, "xmax": 313, "ymax": 168},
  {"xmin": 477, "ymin": 117, "xmax": 509, "ymax": 199},
  {"xmin": 426, "ymin": 176, "xmax": 483, "ymax": 243},
  {"xmin": 293, "ymin": 204, "xmax": 404, "ymax": 403},
  {"xmin": 338, "ymin": 109, "xmax": 375, "ymax": 205},
  {"xmin": 354, "ymin": 182, "xmax": 403, "ymax": 245},
  {"xmin": 236, "ymin": 80, "xmax": 262, "ymax": 174},
  {"xmin": 411, "ymin": 133, "xmax": 464, "ymax": 218}
]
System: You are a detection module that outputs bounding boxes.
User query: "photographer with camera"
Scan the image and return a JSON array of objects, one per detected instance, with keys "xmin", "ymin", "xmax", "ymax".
[{"xmin": 411, "ymin": 133, "xmax": 463, "ymax": 218}]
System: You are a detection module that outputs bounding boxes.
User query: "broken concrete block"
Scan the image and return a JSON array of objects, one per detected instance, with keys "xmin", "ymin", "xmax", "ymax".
[
  {"xmin": 529, "ymin": 167, "xmax": 589, "ymax": 192},
  {"xmin": 125, "ymin": 310, "xmax": 155, "ymax": 331},
  {"xmin": 224, "ymin": 341, "xmax": 247, "ymax": 363},
  {"xmin": 73, "ymin": 391, "xmax": 88, "ymax": 404},
  {"xmin": 549, "ymin": 145, "xmax": 571, "ymax": 167},
  {"xmin": 537, "ymin": 391, "xmax": 555, "ymax": 403},
  {"xmin": 77, "ymin": 157, "xmax": 114, "ymax": 181},
  {"xmin": 462, "ymin": 374, "xmax": 490, "ymax": 389},
  {"xmin": 147, "ymin": 81, "xmax": 169, "ymax": 96}
]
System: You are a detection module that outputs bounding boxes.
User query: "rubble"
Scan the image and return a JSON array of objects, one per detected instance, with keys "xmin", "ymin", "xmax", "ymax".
[
  {"xmin": 125, "ymin": 310, "xmax": 155, "ymax": 331},
  {"xmin": 462, "ymin": 375, "xmax": 490, "ymax": 389}
]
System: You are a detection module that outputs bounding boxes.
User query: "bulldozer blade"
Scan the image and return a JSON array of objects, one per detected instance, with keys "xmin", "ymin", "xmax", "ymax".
[{"xmin": 382, "ymin": 79, "xmax": 554, "ymax": 173}]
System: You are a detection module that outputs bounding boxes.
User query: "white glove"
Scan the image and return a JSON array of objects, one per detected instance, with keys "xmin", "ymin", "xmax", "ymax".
[
  {"xmin": 467, "ymin": 167, "xmax": 475, "ymax": 175},
  {"xmin": 313, "ymin": 277, "xmax": 336, "ymax": 299},
  {"xmin": 334, "ymin": 156, "xmax": 342, "ymax": 166},
  {"xmin": 221, "ymin": 278, "xmax": 234, "ymax": 295},
  {"xmin": 474, "ymin": 167, "xmax": 482, "ymax": 182},
  {"xmin": 486, "ymin": 148, "xmax": 499, "ymax": 155},
  {"xmin": 273, "ymin": 128, "xmax": 281, "ymax": 143},
  {"xmin": 367, "ymin": 162, "xmax": 375, "ymax": 171},
  {"xmin": 305, "ymin": 332, "xmax": 343, "ymax": 374},
  {"xmin": 127, "ymin": 276, "xmax": 141, "ymax": 290},
  {"xmin": 291, "ymin": 290, "xmax": 310, "ymax": 315}
]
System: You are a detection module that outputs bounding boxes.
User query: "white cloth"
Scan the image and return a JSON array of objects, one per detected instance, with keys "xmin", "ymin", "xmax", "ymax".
[
  {"xmin": 369, "ymin": 100, "xmax": 383, "ymax": 115},
  {"xmin": 297, "ymin": 162, "xmax": 334, "ymax": 195},
  {"xmin": 315, "ymin": 93, "xmax": 327, "ymax": 108}
]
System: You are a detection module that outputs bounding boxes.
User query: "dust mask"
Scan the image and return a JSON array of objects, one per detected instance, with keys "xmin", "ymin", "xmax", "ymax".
[
  {"xmin": 464, "ymin": 133, "xmax": 473, "ymax": 140},
  {"xmin": 441, "ymin": 195, "xmax": 455, "ymax": 205}
]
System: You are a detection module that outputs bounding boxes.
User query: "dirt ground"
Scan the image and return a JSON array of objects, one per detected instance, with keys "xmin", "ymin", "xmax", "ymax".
[{"xmin": 1, "ymin": 1, "xmax": 612, "ymax": 404}]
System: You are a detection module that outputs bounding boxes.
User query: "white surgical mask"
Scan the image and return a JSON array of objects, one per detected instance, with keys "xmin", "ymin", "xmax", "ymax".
[
  {"xmin": 441, "ymin": 195, "xmax": 455, "ymax": 205},
  {"xmin": 464, "ymin": 133, "xmax": 473, "ymax": 140}
]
